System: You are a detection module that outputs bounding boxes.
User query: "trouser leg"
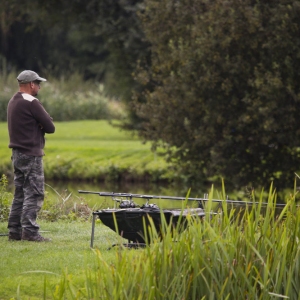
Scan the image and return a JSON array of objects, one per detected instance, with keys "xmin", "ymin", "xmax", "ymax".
[
  {"xmin": 22, "ymin": 156, "xmax": 44, "ymax": 235},
  {"xmin": 7, "ymin": 150, "xmax": 44, "ymax": 236},
  {"xmin": 7, "ymin": 167, "xmax": 24, "ymax": 235}
]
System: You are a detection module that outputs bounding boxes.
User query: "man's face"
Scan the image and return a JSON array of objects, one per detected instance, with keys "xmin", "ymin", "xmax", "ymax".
[{"xmin": 30, "ymin": 81, "xmax": 41, "ymax": 96}]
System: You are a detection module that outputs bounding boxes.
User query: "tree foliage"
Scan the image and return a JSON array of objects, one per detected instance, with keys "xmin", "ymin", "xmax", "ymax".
[
  {"xmin": 0, "ymin": 0, "xmax": 149, "ymax": 128},
  {"xmin": 134, "ymin": 0, "xmax": 300, "ymax": 189},
  {"xmin": 2, "ymin": 0, "xmax": 300, "ymax": 189},
  {"xmin": 0, "ymin": 0, "xmax": 148, "ymax": 94},
  {"xmin": 80, "ymin": 0, "xmax": 151, "ymax": 128}
]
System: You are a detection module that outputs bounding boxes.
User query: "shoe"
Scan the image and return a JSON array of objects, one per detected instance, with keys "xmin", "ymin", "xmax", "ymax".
[
  {"xmin": 8, "ymin": 232, "xmax": 22, "ymax": 241},
  {"xmin": 22, "ymin": 233, "xmax": 51, "ymax": 242}
]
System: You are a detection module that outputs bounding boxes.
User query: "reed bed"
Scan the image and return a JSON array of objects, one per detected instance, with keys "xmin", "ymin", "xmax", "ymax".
[{"xmin": 48, "ymin": 185, "xmax": 300, "ymax": 299}]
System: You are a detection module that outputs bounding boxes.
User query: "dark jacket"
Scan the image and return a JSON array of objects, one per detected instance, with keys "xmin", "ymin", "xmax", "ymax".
[{"xmin": 7, "ymin": 92, "xmax": 55, "ymax": 156}]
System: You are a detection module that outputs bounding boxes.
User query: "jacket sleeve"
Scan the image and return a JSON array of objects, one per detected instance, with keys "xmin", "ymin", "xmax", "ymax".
[{"xmin": 30, "ymin": 99, "xmax": 55, "ymax": 133}]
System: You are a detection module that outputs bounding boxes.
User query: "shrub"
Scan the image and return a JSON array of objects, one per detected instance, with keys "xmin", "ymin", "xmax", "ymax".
[
  {"xmin": 0, "ymin": 71, "xmax": 124, "ymax": 122},
  {"xmin": 0, "ymin": 174, "xmax": 12, "ymax": 222}
]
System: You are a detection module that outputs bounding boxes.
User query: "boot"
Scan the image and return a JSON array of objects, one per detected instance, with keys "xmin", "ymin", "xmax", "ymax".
[
  {"xmin": 22, "ymin": 231, "xmax": 51, "ymax": 242},
  {"xmin": 8, "ymin": 232, "xmax": 22, "ymax": 241}
]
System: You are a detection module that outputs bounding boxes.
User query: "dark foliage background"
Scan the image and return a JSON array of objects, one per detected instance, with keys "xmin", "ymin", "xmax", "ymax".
[
  {"xmin": 134, "ymin": 0, "xmax": 300, "ymax": 189},
  {"xmin": 1, "ymin": 0, "xmax": 300, "ymax": 190}
]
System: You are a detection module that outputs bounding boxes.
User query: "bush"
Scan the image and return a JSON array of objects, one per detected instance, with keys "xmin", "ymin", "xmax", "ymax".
[
  {"xmin": 0, "ymin": 71, "xmax": 124, "ymax": 122},
  {"xmin": 135, "ymin": 0, "xmax": 300, "ymax": 190},
  {"xmin": 0, "ymin": 174, "xmax": 12, "ymax": 222},
  {"xmin": 0, "ymin": 72, "xmax": 17, "ymax": 121}
]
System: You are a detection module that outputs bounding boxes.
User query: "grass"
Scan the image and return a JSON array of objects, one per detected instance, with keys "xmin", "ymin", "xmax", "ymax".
[
  {"xmin": 0, "ymin": 120, "xmax": 170, "ymax": 182},
  {"xmin": 0, "ymin": 71, "xmax": 169, "ymax": 185},
  {"xmin": 0, "ymin": 185, "xmax": 300, "ymax": 299},
  {"xmin": 0, "ymin": 220, "xmax": 127, "ymax": 299},
  {"xmin": 67, "ymin": 190, "xmax": 300, "ymax": 299}
]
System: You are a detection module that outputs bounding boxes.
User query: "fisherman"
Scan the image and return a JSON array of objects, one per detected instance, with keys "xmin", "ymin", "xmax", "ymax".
[{"xmin": 7, "ymin": 70, "xmax": 55, "ymax": 242}]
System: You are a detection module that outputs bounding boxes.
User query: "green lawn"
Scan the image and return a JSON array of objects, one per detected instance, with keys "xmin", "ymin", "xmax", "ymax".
[
  {"xmin": 0, "ymin": 220, "xmax": 127, "ymax": 299},
  {"xmin": 0, "ymin": 120, "xmax": 169, "ymax": 182}
]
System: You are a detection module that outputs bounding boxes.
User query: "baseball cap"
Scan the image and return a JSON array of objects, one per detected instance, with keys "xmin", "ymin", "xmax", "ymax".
[{"xmin": 17, "ymin": 70, "xmax": 47, "ymax": 83}]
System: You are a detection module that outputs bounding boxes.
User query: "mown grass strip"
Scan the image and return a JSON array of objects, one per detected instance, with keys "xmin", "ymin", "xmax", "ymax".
[
  {"xmin": 0, "ymin": 120, "xmax": 169, "ymax": 182},
  {"xmin": 0, "ymin": 220, "xmax": 126, "ymax": 299}
]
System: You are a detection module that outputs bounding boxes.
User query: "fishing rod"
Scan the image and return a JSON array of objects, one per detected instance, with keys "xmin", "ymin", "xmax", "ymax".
[{"xmin": 78, "ymin": 190, "xmax": 287, "ymax": 207}]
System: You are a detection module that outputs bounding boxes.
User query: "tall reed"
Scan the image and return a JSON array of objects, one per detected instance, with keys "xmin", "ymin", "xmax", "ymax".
[{"xmin": 47, "ymin": 185, "xmax": 300, "ymax": 299}]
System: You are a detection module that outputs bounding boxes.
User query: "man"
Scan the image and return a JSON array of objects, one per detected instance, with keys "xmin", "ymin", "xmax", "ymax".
[{"xmin": 7, "ymin": 70, "xmax": 55, "ymax": 242}]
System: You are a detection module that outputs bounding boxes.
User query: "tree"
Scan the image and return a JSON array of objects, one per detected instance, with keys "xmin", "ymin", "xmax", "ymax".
[
  {"xmin": 134, "ymin": 0, "xmax": 300, "ymax": 189},
  {"xmin": 0, "ymin": 0, "xmax": 82, "ymax": 76},
  {"xmin": 0, "ymin": 0, "xmax": 27, "ymax": 74},
  {"xmin": 80, "ymin": 0, "xmax": 151, "ymax": 128},
  {"xmin": 0, "ymin": 0, "xmax": 150, "ymax": 128}
]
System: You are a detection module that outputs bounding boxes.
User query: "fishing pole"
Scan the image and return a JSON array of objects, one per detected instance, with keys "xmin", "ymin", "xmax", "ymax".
[{"xmin": 78, "ymin": 190, "xmax": 287, "ymax": 207}]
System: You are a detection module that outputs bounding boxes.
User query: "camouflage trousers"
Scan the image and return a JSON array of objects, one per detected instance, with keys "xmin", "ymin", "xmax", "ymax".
[{"xmin": 8, "ymin": 149, "xmax": 44, "ymax": 236}]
